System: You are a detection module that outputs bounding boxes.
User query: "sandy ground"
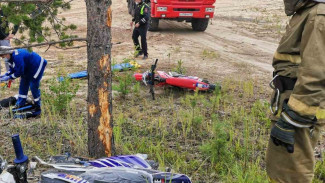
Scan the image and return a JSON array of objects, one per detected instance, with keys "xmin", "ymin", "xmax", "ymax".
[
  {"xmin": 31, "ymin": 0, "xmax": 289, "ymax": 84},
  {"xmin": 0, "ymin": 0, "xmax": 289, "ymax": 107},
  {"xmin": 108, "ymin": 0, "xmax": 288, "ymax": 83},
  {"xmin": 0, "ymin": 0, "xmax": 290, "ymax": 132},
  {"xmin": 0, "ymin": 0, "xmax": 289, "ymax": 94},
  {"xmin": 1, "ymin": 0, "xmax": 324, "ymax": 181},
  {"xmin": 0, "ymin": 0, "xmax": 292, "ymax": 148}
]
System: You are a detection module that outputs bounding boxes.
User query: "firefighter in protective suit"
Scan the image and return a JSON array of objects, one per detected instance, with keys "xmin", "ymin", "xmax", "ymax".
[{"xmin": 266, "ymin": 0, "xmax": 325, "ymax": 182}]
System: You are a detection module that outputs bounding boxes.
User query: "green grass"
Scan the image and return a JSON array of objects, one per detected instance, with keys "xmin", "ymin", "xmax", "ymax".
[
  {"xmin": 201, "ymin": 49, "xmax": 220, "ymax": 60},
  {"xmin": 112, "ymin": 76, "xmax": 272, "ymax": 182},
  {"xmin": 0, "ymin": 72, "xmax": 324, "ymax": 183}
]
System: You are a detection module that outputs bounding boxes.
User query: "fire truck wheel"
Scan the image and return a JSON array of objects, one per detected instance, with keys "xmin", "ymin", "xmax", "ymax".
[
  {"xmin": 191, "ymin": 18, "xmax": 209, "ymax": 31},
  {"xmin": 149, "ymin": 18, "xmax": 159, "ymax": 31}
]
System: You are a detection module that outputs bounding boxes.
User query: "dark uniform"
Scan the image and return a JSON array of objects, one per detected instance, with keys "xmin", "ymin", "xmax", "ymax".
[{"xmin": 132, "ymin": 1, "xmax": 150, "ymax": 59}]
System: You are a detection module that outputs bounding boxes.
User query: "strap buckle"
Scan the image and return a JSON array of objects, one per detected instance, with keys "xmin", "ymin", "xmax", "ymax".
[{"xmin": 269, "ymin": 75, "xmax": 280, "ymax": 115}]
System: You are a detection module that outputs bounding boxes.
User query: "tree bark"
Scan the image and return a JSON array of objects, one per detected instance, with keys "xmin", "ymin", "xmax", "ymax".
[{"xmin": 86, "ymin": 0, "xmax": 114, "ymax": 158}]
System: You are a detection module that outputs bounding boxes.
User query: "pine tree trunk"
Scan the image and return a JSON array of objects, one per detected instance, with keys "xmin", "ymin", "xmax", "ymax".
[{"xmin": 86, "ymin": 0, "xmax": 114, "ymax": 158}]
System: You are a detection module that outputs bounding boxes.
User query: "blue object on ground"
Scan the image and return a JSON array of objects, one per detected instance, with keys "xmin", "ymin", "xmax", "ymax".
[
  {"xmin": 12, "ymin": 105, "xmax": 34, "ymax": 113},
  {"xmin": 111, "ymin": 63, "xmax": 133, "ymax": 71},
  {"xmin": 58, "ymin": 63, "xmax": 134, "ymax": 82},
  {"xmin": 40, "ymin": 154, "xmax": 192, "ymax": 183},
  {"xmin": 89, "ymin": 155, "xmax": 151, "ymax": 169}
]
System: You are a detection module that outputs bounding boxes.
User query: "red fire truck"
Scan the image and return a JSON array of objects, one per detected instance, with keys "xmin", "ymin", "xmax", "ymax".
[{"xmin": 127, "ymin": 0, "xmax": 216, "ymax": 31}]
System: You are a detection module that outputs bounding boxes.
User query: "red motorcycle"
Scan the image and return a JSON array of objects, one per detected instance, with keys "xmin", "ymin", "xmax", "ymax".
[{"xmin": 134, "ymin": 59, "xmax": 216, "ymax": 100}]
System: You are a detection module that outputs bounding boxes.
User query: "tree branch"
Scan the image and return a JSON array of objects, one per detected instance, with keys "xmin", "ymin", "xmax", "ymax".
[
  {"xmin": 53, "ymin": 44, "xmax": 87, "ymax": 50},
  {"xmin": 6, "ymin": 37, "xmax": 87, "ymax": 51}
]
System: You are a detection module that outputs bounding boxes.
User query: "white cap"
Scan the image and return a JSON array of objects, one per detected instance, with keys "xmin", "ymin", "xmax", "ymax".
[{"xmin": 0, "ymin": 46, "xmax": 14, "ymax": 55}]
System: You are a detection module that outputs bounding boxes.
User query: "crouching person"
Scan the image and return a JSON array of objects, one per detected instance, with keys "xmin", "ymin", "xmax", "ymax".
[{"xmin": 0, "ymin": 46, "xmax": 47, "ymax": 118}]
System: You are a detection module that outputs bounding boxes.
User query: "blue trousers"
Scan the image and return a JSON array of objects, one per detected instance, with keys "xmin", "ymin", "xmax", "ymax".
[{"xmin": 16, "ymin": 61, "xmax": 46, "ymax": 108}]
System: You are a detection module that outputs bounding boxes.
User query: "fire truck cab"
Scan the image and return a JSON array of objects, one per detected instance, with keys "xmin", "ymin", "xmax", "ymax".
[{"xmin": 127, "ymin": 0, "xmax": 216, "ymax": 31}]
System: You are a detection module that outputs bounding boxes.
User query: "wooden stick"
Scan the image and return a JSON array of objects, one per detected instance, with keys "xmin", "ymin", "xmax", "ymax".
[{"xmin": 0, "ymin": 37, "xmax": 87, "ymax": 54}]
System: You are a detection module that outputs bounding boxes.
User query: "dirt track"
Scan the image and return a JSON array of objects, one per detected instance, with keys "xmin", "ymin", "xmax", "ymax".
[
  {"xmin": 109, "ymin": 0, "xmax": 288, "ymax": 85},
  {"xmin": 0, "ymin": 1, "xmax": 315, "ymax": 181},
  {"xmin": 0, "ymin": 0, "xmax": 291, "ymax": 122},
  {"xmin": 0, "ymin": 0, "xmax": 290, "ymax": 117},
  {"xmin": 7, "ymin": 0, "xmax": 288, "ymax": 87},
  {"xmin": 55, "ymin": 0, "xmax": 287, "ymax": 77}
]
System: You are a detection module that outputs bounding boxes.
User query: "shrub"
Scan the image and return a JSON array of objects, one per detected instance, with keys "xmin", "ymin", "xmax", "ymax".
[
  {"xmin": 43, "ymin": 77, "xmax": 79, "ymax": 114},
  {"xmin": 173, "ymin": 59, "xmax": 186, "ymax": 74},
  {"xmin": 113, "ymin": 72, "xmax": 135, "ymax": 99}
]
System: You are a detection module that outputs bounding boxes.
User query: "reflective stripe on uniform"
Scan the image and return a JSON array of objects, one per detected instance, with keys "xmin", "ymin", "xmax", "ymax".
[
  {"xmin": 140, "ymin": 4, "xmax": 147, "ymax": 15},
  {"xmin": 34, "ymin": 97, "xmax": 40, "ymax": 102},
  {"xmin": 288, "ymin": 96, "xmax": 318, "ymax": 116},
  {"xmin": 18, "ymin": 94, "xmax": 27, "ymax": 99},
  {"xmin": 316, "ymin": 108, "xmax": 325, "ymax": 119},
  {"xmin": 274, "ymin": 52, "xmax": 301, "ymax": 64},
  {"xmin": 34, "ymin": 57, "xmax": 44, "ymax": 79},
  {"xmin": 10, "ymin": 74, "xmax": 16, "ymax": 79},
  {"xmin": 281, "ymin": 112, "xmax": 312, "ymax": 128}
]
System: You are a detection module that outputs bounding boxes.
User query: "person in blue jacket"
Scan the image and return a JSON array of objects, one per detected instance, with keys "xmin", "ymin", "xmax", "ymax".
[{"xmin": 0, "ymin": 46, "xmax": 47, "ymax": 118}]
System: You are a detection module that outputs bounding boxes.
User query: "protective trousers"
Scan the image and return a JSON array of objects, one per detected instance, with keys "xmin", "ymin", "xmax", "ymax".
[
  {"xmin": 266, "ymin": 3, "xmax": 325, "ymax": 183},
  {"xmin": 132, "ymin": 25, "xmax": 148, "ymax": 56},
  {"xmin": 17, "ymin": 59, "xmax": 47, "ymax": 108},
  {"xmin": 267, "ymin": 91, "xmax": 325, "ymax": 183}
]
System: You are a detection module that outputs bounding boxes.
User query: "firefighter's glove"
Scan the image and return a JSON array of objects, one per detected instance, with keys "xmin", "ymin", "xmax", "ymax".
[
  {"xmin": 270, "ymin": 118, "xmax": 295, "ymax": 153},
  {"xmin": 270, "ymin": 103, "xmax": 317, "ymax": 153},
  {"xmin": 0, "ymin": 76, "xmax": 9, "ymax": 82}
]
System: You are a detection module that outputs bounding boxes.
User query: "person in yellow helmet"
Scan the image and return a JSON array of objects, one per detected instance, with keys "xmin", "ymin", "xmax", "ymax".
[{"xmin": 266, "ymin": 0, "xmax": 325, "ymax": 182}]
